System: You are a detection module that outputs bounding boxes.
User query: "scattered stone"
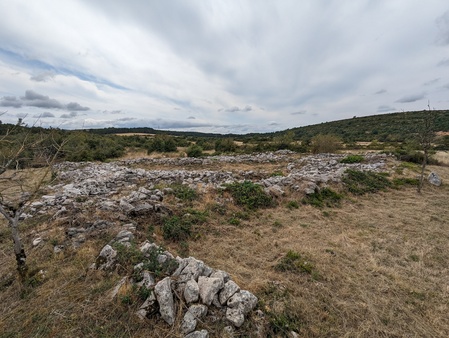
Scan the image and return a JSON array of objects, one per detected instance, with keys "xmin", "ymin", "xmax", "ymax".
[
  {"xmin": 53, "ymin": 245, "xmax": 64, "ymax": 254},
  {"xmin": 96, "ymin": 244, "xmax": 117, "ymax": 270},
  {"xmin": 154, "ymin": 277, "xmax": 175, "ymax": 325},
  {"xmin": 32, "ymin": 237, "xmax": 43, "ymax": 246},
  {"xmin": 184, "ymin": 330, "xmax": 209, "ymax": 338},
  {"xmin": 428, "ymin": 172, "xmax": 442, "ymax": 186}
]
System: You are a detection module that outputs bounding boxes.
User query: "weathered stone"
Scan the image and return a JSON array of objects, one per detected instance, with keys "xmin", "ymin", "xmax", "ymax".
[
  {"xmin": 181, "ymin": 311, "xmax": 197, "ymax": 334},
  {"xmin": 116, "ymin": 230, "xmax": 134, "ymax": 242},
  {"xmin": 184, "ymin": 279, "xmax": 200, "ymax": 304},
  {"xmin": 96, "ymin": 244, "xmax": 117, "ymax": 270},
  {"xmin": 154, "ymin": 277, "xmax": 175, "ymax": 325},
  {"xmin": 120, "ymin": 199, "xmax": 134, "ymax": 212},
  {"xmin": 428, "ymin": 172, "xmax": 442, "ymax": 186},
  {"xmin": 223, "ymin": 325, "xmax": 235, "ymax": 337},
  {"xmin": 184, "ymin": 330, "xmax": 209, "ymax": 338},
  {"xmin": 137, "ymin": 271, "xmax": 155, "ymax": 289},
  {"xmin": 129, "ymin": 203, "xmax": 154, "ymax": 216},
  {"xmin": 226, "ymin": 307, "xmax": 245, "ymax": 327},
  {"xmin": 233, "ymin": 290, "xmax": 258, "ymax": 315},
  {"xmin": 265, "ymin": 185, "xmax": 285, "ymax": 197},
  {"xmin": 209, "ymin": 270, "xmax": 229, "ymax": 283},
  {"xmin": 198, "ymin": 276, "xmax": 224, "ymax": 306},
  {"xmin": 173, "ymin": 257, "xmax": 206, "ymax": 283},
  {"xmin": 219, "ymin": 280, "xmax": 240, "ymax": 305},
  {"xmin": 32, "ymin": 237, "xmax": 43, "ymax": 246},
  {"xmin": 188, "ymin": 304, "xmax": 208, "ymax": 319}
]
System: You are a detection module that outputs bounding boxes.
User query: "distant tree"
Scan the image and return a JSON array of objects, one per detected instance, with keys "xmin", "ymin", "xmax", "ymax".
[
  {"xmin": 310, "ymin": 134, "xmax": 342, "ymax": 154},
  {"xmin": 215, "ymin": 138, "xmax": 237, "ymax": 153},
  {"xmin": 186, "ymin": 144, "xmax": 203, "ymax": 158}
]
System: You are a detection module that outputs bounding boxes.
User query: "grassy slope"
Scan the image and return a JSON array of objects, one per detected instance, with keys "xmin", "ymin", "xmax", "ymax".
[{"xmin": 0, "ymin": 158, "xmax": 448, "ymax": 337}]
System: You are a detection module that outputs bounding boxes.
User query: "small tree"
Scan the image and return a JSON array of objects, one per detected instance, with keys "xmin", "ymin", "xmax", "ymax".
[
  {"xmin": 0, "ymin": 120, "xmax": 64, "ymax": 278},
  {"xmin": 310, "ymin": 134, "xmax": 342, "ymax": 154},
  {"xmin": 417, "ymin": 104, "xmax": 436, "ymax": 193}
]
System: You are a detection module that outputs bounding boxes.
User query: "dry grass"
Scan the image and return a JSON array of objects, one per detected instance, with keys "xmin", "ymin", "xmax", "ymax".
[
  {"xmin": 1, "ymin": 161, "xmax": 448, "ymax": 337},
  {"xmin": 434, "ymin": 151, "xmax": 449, "ymax": 165}
]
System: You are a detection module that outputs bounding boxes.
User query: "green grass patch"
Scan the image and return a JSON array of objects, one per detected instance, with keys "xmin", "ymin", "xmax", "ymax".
[
  {"xmin": 275, "ymin": 250, "xmax": 316, "ymax": 275},
  {"xmin": 340, "ymin": 154, "xmax": 364, "ymax": 163},
  {"xmin": 343, "ymin": 169, "xmax": 392, "ymax": 195},
  {"xmin": 225, "ymin": 181, "xmax": 273, "ymax": 209},
  {"xmin": 302, "ymin": 187, "xmax": 343, "ymax": 208},
  {"xmin": 286, "ymin": 200, "xmax": 299, "ymax": 209},
  {"xmin": 392, "ymin": 177, "xmax": 419, "ymax": 187}
]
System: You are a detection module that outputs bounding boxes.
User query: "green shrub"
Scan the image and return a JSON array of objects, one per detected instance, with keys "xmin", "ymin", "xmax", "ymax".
[
  {"xmin": 275, "ymin": 250, "xmax": 316, "ymax": 275},
  {"xmin": 286, "ymin": 200, "xmax": 299, "ymax": 209},
  {"xmin": 186, "ymin": 144, "xmax": 203, "ymax": 157},
  {"xmin": 113, "ymin": 243, "xmax": 145, "ymax": 267},
  {"xmin": 302, "ymin": 187, "xmax": 343, "ymax": 208},
  {"xmin": 169, "ymin": 184, "xmax": 198, "ymax": 202},
  {"xmin": 343, "ymin": 169, "xmax": 391, "ymax": 195},
  {"xmin": 340, "ymin": 154, "xmax": 364, "ymax": 163},
  {"xmin": 225, "ymin": 181, "xmax": 273, "ymax": 209},
  {"xmin": 162, "ymin": 216, "xmax": 191, "ymax": 241}
]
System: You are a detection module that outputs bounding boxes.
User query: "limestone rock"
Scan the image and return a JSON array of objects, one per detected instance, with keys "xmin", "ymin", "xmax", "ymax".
[
  {"xmin": 219, "ymin": 280, "xmax": 240, "ymax": 305},
  {"xmin": 184, "ymin": 279, "xmax": 200, "ymax": 304},
  {"xmin": 173, "ymin": 257, "xmax": 206, "ymax": 283},
  {"xmin": 154, "ymin": 277, "xmax": 175, "ymax": 325},
  {"xmin": 428, "ymin": 172, "xmax": 442, "ymax": 186},
  {"xmin": 226, "ymin": 290, "xmax": 258, "ymax": 327},
  {"xmin": 181, "ymin": 311, "xmax": 197, "ymax": 335},
  {"xmin": 226, "ymin": 307, "xmax": 245, "ymax": 327},
  {"xmin": 198, "ymin": 276, "xmax": 224, "ymax": 306},
  {"xmin": 96, "ymin": 244, "xmax": 117, "ymax": 270},
  {"xmin": 184, "ymin": 330, "xmax": 209, "ymax": 338}
]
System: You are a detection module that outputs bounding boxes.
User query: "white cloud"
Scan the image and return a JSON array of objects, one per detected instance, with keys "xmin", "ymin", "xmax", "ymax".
[{"xmin": 0, "ymin": 0, "xmax": 448, "ymax": 133}]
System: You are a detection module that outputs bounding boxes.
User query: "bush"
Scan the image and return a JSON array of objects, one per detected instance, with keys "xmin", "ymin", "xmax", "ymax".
[
  {"xmin": 186, "ymin": 144, "xmax": 203, "ymax": 157},
  {"xmin": 169, "ymin": 184, "xmax": 198, "ymax": 202},
  {"xmin": 310, "ymin": 134, "xmax": 342, "ymax": 154},
  {"xmin": 215, "ymin": 138, "xmax": 237, "ymax": 153},
  {"xmin": 147, "ymin": 135, "xmax": 177, "ymax": 153},
  {"xmin": 343, "ymin": 169, "xmax": 391, "ymax": 195},
  {"xmin": 302, "ymin": 187, "xmax": 343, "ymax": 208},
  {"xmin": 340, "ymin": 155, "xmax": 364, "ymax": 163},
  {"xmin": 162, "ymin": 216, "xmax": 191, "ymax": 242},
  {"xmin": 225, "ymin": 181, "xmax": 273, "ymax": 209}
]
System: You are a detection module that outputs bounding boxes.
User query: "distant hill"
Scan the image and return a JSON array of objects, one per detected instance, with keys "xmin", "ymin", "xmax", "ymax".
[
  {"xmin": 85, "ymin": 110, "xmax": 449, "ymax": 143},
  {"xmin": 283, "ymin": 110, "xmax": 449, "ymax": 143}
]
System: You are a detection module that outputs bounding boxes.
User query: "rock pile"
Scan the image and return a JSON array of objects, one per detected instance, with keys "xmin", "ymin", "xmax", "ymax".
[{"xmin": 96, "ymin": 240, "xmax": 258, "ymax": 337}]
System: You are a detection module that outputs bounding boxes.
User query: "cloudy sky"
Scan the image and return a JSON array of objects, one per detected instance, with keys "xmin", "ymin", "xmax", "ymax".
[{"xmin": 1, "ymin": 0, "xmax": 449, "ymax": 133}]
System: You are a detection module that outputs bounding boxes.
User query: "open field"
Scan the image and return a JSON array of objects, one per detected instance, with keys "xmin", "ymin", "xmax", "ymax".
[{"xmin": 0, "ymin": 154, "xmax": 448, "ymax": 337}]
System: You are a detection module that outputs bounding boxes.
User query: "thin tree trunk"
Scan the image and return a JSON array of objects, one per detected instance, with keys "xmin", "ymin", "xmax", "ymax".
[
  {"xmin": 10, "ymin": 217, "xmax": 28, "ymax": 279},
  {"xmin": 418, "ymin": 148, "xmax": 428, "ymax": 193}
]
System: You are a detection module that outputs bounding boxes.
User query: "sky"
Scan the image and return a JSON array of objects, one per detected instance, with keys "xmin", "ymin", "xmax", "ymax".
[{"xmin": 0, "ymin": 0, "xmax": 449, "ymax": 134}]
